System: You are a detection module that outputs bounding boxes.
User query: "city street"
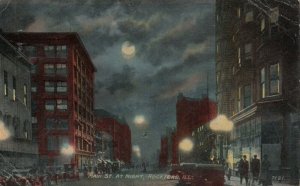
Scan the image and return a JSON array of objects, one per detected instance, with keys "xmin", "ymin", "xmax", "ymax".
[{"xmin": 60, "ymin": 175, "xmax": 178, "ymax": 186}]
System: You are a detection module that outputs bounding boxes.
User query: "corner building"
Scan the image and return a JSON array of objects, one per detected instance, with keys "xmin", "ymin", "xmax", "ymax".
[
  {"xmin": 5, "ymin": 33, "xmax": 96, "ymax": 168},
  {"xmin": 216, "ymin": 0, "xmax": 300, "ymax": 171},
  {"xmin": 0, "ymin": 34, "xmax": 38, "ymax": 168}
]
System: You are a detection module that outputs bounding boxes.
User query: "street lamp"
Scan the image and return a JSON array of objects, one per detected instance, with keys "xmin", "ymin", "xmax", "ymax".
[
  {"xmin": 0, "ymin": 120, "xmax": 11, "ymax": 141},
  {"xmin": 209, "ymin": 115, "xmax": 234, "ymax": 162},
  {"xmin": 178, "ymin": 138, "xmax": 194, "ymax": 163},
  {"xmin": 61, "ymin": 144, "xmax": 75, "ymax": 156}
]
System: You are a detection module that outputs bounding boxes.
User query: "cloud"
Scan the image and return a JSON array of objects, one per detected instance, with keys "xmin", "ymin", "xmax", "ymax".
[
  {"xmin": 105, "ymin": 65, "xmax": 136, "ymax": 95},
  {"xmin": 25, "ymin": 17, "xmax": 48, "ymax": 32}
]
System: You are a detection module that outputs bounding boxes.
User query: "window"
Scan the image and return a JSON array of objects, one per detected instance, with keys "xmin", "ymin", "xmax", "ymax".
[
  {"xmin": 46, "ymin": 119, "xmax": 68, "ymax": 130},
  {"xmin": 238, "ymin": 47, "xmax": 241, "ymax": 66},
  {"xmin": 59, "ymin": 136, "xmax": 69, "ymax": 149},
  {"xmin": 269, "ymin": 63, "xmax": 280, "ymax": 94},
  {"xmin": 57, "ymin": 99, "xmax": 68, "ymax": 111},
  {"xmin": 243, "ymin": 85, "xmax": 252, "ymax": 108},
  {"xmin": 32, "ymin": 100, "xmax": 37, "ymax": 112},
  {"xmin": 24, "ymin": 46, "xmax": 37, "ymax": 57},
  {"xmin": 32, "ymin": 116, "xmax": 37, "ymax": 123},
  {"xmin": 261, "ymin": 18, "xmax": 265, "ymax": 31},
  {"xmin": 45, "ymin": 46, "xmax": 55, "ymax": 57},
  {"xmin": 44, "ymin": 64, "xmax": 55, "ymax": 75},
  {"xmin": 31, "ymin": 64, "xmax": 37, "ymax": 74},
  {"xmin": 31, "ymin": 82, "xmax": 37, "ymax": 92},
  {"xmin": 216, "ymin": 43, "xmax": 219, "ymax": 54},
  {"xmin": 238, "ymin": 86, "xmax": 241, "ymax": 112},
  {"xmin": 245, "ymin": 11, "xmax": 253, "ymax": 22},
  {"xmin": 245, "ymin": 43, "xmax": 252, "ymax": 55},
  {"xmin": 23, "ymin": 84, "xmax": 27, "ymax": 106},
  {"xmin": 57, "ymin": 81, "xmax": 67, "ymax": 93},
  {"xmin": 47, "ymin": 136, "xmax": 58, "ymax": 151},
  {"xmin": 56, "ymin": 64, "xmax": 67, "ymax": 75},
  {"xmin": 56, "ymin": 45, "xmax": 67, "ymax": 57},
  {"xmin": 12, "ymin": 76, "xmax": 16, "ymax": 101},
  {"xmin": 45, "ymin": 81, "xmax": 55, "ymax": 93},
  {"xmin": 245, "ymin": 43, "xmax": 252, "ymax": 61},
  {"xmin": 260, "ymin": 68, "xmax": 266, "ymax": 98},
  {"xmin": 270, "ymin": 7, "xmax": 279, "ymax": 24},
  {"xmin": 4, "ymin": 71, "xmax": 8, "ymax": 96},
  {"xmin": 45, "ymin": 100, "xmax": 55, "ymax": 111},
  {"xmin": 237, "ymin": 7, "xmax": 241, "ymax": 18}
]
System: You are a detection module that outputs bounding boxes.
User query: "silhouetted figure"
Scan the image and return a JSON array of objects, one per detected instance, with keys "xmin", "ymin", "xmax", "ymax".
[
  {"xmin": 260, "ymin": 154, "xmax": 272, "ymax": 186},
  {"xmin": 251, "ymin": 155, "xmax": 260, "ymax": 184},
  {"xmin": 239, "ymin": 155, "xmax": 249, "ymax": 185}
]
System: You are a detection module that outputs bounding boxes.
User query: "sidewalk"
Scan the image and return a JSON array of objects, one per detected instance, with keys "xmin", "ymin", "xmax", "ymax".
[{"xmin": 225, "ymin": 176, "xmax": 297, "ymax": 186}]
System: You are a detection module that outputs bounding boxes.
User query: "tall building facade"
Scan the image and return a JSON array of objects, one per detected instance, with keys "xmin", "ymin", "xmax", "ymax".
[
  {"xmin": 216, "ymin": 0, "xmax": 300, "ymax": 171},
  {"xmin": 94, "ymin": 109, "xmax": 132, "ymax": 165},
  {"xmin": 172, "ymin": 93, "xmax": 217, "ymax": 164},
  {"xmin": 0, "ymin": 34, "xmax": 38, "ymax": 167},
  {"xmin": 5, "ymin": 32, "xmax": 96, "ymax": 168}
]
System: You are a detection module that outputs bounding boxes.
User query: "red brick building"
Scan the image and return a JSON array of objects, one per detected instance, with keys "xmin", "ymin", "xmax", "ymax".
[
  {"xmin": 94, "ymin": 109, "xmax": 132, "ymax": 165},
  {"xmin": 5, "ymin": 32, "xmax": 96, "ymax": 168},
  {"xmin": 172, "ymin": 93, "xmax": 217, "ymax": 164}
]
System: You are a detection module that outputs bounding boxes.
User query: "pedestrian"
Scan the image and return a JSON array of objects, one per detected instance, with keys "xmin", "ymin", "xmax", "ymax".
[
  {"xmin": 251, "ymin": 155, "xmax": 260, "ymax": 184},
  {"xmin": 239, "ymin": 155, "xmax": 249, "ymax": 185},
  {"xmin": 225, "ymin": 163, "xmax": 232, "ymax": 181},
  {"xmin": 260, "ymin": 154, "xmax": 272, "ymax": 186}
]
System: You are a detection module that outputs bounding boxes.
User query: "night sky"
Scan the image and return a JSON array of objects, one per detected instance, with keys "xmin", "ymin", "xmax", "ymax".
[{"xmin": 0, "ymin": 0, "xmax": 215, "ymax": 160}]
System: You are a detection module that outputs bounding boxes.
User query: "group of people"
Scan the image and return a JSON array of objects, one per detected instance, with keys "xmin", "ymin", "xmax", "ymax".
[
  {"xmin": 236, "ymin": 154, "xmax": 272, "ymax": 186},
  {"xmin": 224, "ymin": 154, "xmax": 272, "ymax": 185}
]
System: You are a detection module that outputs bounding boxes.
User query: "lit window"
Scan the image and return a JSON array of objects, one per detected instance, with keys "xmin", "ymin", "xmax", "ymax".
[
  {"xmin": 237, "ymin": 7, "xmax": 241, "ymax": 18},
  {"xmin": 269, "ymin": 63, "xmax": 280, "ymax": 94},
  {"xmin": 44, "ymin": 64, "xmax": 55, "ymax": 75},
  {"xmin": 238, "ymin": 47, "xmax": 241, "ymax": 66},
  {"xmin": 57, "ymin": 81, "xmax": 67, "ymax": 93},
  {"xmin": 45, "ymin": 100, "xmax": 55, "ymax": 111},
  {"xmin": 261, "ymin": 18, "xmax": 265, "ymax": 31},
  {"xmin": 243, "ymin": 85, "xmax": 252, "ymax": 108},
  {"xmin": 270, "ymin": 7, "xmax": 279, "ymax": 24},
  {"xmin": 31, "ymin": 82, "xmax": 37, "ymax": 92},
  {"xmin": 45, "ymin": 81, "xmax": 55, "ymax": 93},
  {"xmin": 260, "ymin": 68, "xmax": 266, "ymax": 98},
  {"xmin": 238, "ymin": 86, "xmax": 241, "ymax": 111},
  {"xmin": 57, "ymin": 99, "xmax": 68, "ymax": 111},
  {"xmin": 4, "ymin": 71, "xmax": 8, "ymax": 96},
  {"xmin": 23, "ymin": 84, "xmax": 27, "ymax": 106},
  {"xmin": 13, "ymin": 76, "xmax": 16, "ymax": 101},
  {"xmin": 245, "ymin": 11, "xmax": 253, "ymax": 22}
]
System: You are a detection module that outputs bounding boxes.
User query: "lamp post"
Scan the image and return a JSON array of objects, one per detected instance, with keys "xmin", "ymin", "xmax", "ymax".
[
  {"xmin": 178, "ymin": 138, "xmax": 194, "ymax": 163},
  {"xmin": 209, "ymin": 115, "xmax": 233, "ymax": 163}
]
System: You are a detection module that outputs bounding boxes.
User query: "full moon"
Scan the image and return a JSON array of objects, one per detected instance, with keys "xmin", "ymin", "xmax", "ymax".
[
  {"xmin": 134, "ymin": 115, "xmax": 147, "ymax": 127},
  {"xmin": 121, "ymin": 41, "xmax": 136, "ymax": 59}
]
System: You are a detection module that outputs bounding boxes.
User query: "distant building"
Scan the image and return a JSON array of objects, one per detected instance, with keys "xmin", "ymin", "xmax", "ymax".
[
  {"xmin": 95, "ymin": 131, "xmax": 113, "ymax": 161},
  {"xmin": 159, "ymin": 136, "xmax": 168, "ymax": 168},
  {"xmin": 5, "ymin": 32, "xmax": 96, "ymax": 168},
  {"xmin": 172, "ymin": 93, "xmax": 217, "ymax": 164},
  {"xmin": 192, "ymin": 123, "xmax": 216, "ymax": 163},
  {"xmin": 0, "ymin": 34, "xmax": 38, "ymax": 167},
  {"xmin": 94, "ymin": 109, "xmax": 132, "ymax": 165},
  {"xmin": 216, "ymin": 0, "xmax": 300, "ymax": 171}
]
